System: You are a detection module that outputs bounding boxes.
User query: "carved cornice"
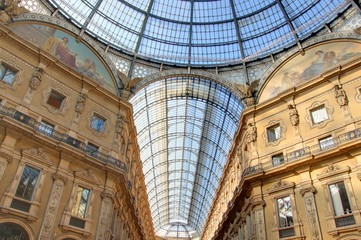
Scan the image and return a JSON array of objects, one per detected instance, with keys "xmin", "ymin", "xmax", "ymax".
[
  {"xmin": 299, "ymin": 186, "xmax": 316, "ymax": 197},
  {"xmin": 0, "ymin": 151, "xmax": 13, "ymax": 163}
]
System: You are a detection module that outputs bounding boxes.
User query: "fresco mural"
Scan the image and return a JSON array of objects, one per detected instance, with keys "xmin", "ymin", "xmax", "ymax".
[
  {"xmin": 10, "ymin": 23, "xmax": 116, "ymax": 93},
  {"xmin": 259, "ymin": 41, "xmax": 361, "ymax": 102}
]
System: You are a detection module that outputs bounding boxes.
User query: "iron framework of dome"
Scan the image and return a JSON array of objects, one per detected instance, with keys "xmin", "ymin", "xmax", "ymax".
[
  {"xmin": 130, "ymin": 76, "xmax": 244, "ymax": 238},
  {"xmin": 47, "ymin": 0, "xmax": 349, "ymax": 67}
]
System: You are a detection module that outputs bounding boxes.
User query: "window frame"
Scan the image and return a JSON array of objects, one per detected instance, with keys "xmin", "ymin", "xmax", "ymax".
[
  {"xmin": 90, "ymin": 114, "xmax": 106, "ymax": 132},
  {"xmin": 310, "ymin": 104, "xmax": 329, "ymax": 125},
  {"xmin": 14, "ymin": 165, "xmax": 41, "ymax": 201},
  {"xmin": 0, "ymin": 63, "xmax": 17, "ymax": 85},
  {"xmin": 71, "ymin": 186, "xmax": 91, "ymax": 218},
  {"xmin": 46, "ymin": 89, "xmax": 66, "ymax": 110}
]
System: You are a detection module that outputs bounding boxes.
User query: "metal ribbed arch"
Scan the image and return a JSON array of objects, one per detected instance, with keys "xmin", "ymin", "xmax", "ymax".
[{"xmin": 130, "ymin": 76, "xmax": 244, "ymax": 238}]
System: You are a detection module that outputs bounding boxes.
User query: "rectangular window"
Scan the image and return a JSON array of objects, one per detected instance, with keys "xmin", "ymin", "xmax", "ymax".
[
  {"xmin": 38, "ymin": 120, "xmax": 54, "ymax": 135},
  {"xmin": 0, "ymin": 63, "xmax": 16, "ymax": 85},
  {"xmin": 72, "ymin": 186, "xmax": 91, "ymax": 218},
  {"xmin": 15, "ymin": 166, "xmax": 40, "ymax": 201},
  {"xmin": 272, "ymin": 153, "xmax": 284, "ymax": 166},
  {"xmin": 267, "ymin": 124, "xmax": 281, "ymax": 142},
  {"xmin": 319, "ymin": 136, "xmax": 335, "ymax": 151},
  {"xmin": 311, "ymin": 105, "xmax": 328, "ymax": 124},
  {"xmin": 277, "ymin": 196, "xmax": 294, "ymax": 228},
  {"xmin": 47, "ymin": 90, "xmax": 65, "ymax": 109},
  {"xmin": 90, "ymin": 114, "xmax": 106, "ymax": 132},
  {"xmin": 329, "ymin": 182, "xmax": 352, "ymax": 216}
]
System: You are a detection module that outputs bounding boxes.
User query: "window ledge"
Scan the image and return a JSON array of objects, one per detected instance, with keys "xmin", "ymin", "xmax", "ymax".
[{"xmin": 0, "ymin": 206, "xmax": 37, "ymax": 222}]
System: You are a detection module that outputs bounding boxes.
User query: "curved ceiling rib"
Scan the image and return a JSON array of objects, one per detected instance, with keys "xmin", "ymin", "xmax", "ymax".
[{"xmin": 130, "ymin": 76, "xmax": 244, "ymax": 238}]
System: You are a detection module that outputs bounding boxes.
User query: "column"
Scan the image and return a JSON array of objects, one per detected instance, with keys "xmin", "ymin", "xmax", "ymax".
[
  {"xmin": 39, "ymin": 173, "xmax": 68, "ymax": 240},
  {"xmin": 96, "ymin": 190, "xmax": 115, "ymax": 239},
  {"xmin": 300, "ymin": 186, "xmax": 322, "ymax": 240}
]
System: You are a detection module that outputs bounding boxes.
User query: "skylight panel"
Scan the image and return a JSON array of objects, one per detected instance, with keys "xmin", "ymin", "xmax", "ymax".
[
  {"xmin": 193, "ymin": 0, "xmax": 233, "ymax": 22},
  {"xmin": 151, "ymin": 0, "xmax": 191, "ymax": 22}
]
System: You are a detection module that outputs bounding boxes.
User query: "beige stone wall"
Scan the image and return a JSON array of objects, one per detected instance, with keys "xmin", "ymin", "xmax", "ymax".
[
  {"xmin": 0, "ymin": 23, "xmax": 154, "ymax": 240},
  {"xmin": 203, "ymin": 49, "xmax": 361, "ymax": 239}
]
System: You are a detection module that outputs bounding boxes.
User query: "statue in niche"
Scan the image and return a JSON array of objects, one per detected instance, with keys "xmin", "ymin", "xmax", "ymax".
[
  {"xmin": 126, "ymin": 142, "xmax": 133, "ymax": 164},
  {"xmin": 29, "ymin": 67, "xmax": 44, "ymax": 91},
  {"xmin": 75, "ymin": 93, "xmax": 86, "ymax": 117},
  {"xmin": 288, "ymin": 104, "xmax": 299, "ymax": 126},
  {"xmin": 334, "ymin": 84, "xmax": 348, "ymax": 107},
  {"xmin": 115, "ymin": 114, "xmax": 127, "ymax": 154}
]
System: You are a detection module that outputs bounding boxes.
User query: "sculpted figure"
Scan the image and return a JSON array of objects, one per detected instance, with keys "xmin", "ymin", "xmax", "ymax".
[
  {"xmin": 288, "ymin": 104, "xmax": 299, "ymax": 126},
  {"xmin": 115, "ymin": 114, "xmax": 127, "ymax": 154},
  {"xmin": 75, "ymin": 93, "xmax": 86, "ymax": 116},
  {"xmin": 334, "ymin": 85, "xmax": 348, "ymax": 107},
  {"xmin": 235, "ymin": 80, "xmax": 259, "ymax": 107},
  {"xmin": 29, "ymin": 67, "xmax": 44, "ymax": 90},
  {"xmin": 245, "ymin": 122, "xmax": 257, "ymax": 144}
]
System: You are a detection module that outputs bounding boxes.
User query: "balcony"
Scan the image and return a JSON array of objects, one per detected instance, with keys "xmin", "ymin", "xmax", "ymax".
[
  {"xmin": 0, "ymin": 105, "xmax": 127, "ymax": 172},
  {"xmin": 242, "ymin": 128, "xmax": 361, "ymax": 178}
]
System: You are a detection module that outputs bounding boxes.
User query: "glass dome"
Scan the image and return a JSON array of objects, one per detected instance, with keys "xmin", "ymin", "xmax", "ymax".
[{"xmin": 47, "ymin": 0, "xmax": 348, "ymax": 66}]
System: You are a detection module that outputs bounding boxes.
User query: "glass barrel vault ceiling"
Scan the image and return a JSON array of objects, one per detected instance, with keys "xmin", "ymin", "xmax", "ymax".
[
  {"xmin": 130, "ymin": 77, "xmax": 244, "ymax": 238},
  {"xmin": 47, "ymin": 0, "xmax": 348, "ymax": 66}
]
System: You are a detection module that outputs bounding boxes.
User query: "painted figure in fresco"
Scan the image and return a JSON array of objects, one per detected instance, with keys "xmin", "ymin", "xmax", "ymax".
[
  {"xmin": 301, "ymin": 50, "xmax": 324, "ymax": 80},
  {"xmin": 55, "ymin": 37, "xmax": 78, "ymax": 69},
  {"xmin": 334, "ymin": 85, "xmax": 348, "ymax": 107}
]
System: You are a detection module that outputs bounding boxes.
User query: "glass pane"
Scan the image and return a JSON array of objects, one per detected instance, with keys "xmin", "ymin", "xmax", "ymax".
[
  {"xmin": 311, "ymin": 105, "xmax": 328, "ymax": 124},
  {"xmin": 329, "ymin": 182, "xmax": 351, "ymax": 216},
  {"xmin": 0, "ymin": 222, "xmax": 29, "ymax": 240},
  {"xmin": 15, "ymin": 165, "xmax": 40, "ymax": 201},
  {"xmin": 72, "ymin": 186, "xmax": 91, "ymax": 218},
  {"xmin": 0, "ymin": 64, "xmax": 16, "ymax": 84},
  {"xmin": 277, "ymin": 196, "xmax": 293, "ymax": 227},
  {"xmin": 91, "ymin": 115, "xmax": 105, "ymax": 131}
]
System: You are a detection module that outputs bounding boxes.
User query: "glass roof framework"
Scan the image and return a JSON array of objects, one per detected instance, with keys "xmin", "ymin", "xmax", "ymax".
[
  {"xmin": 47, "ymin": 0, "xmax": 348, "ymax": 66},
  {"xmin": 130, "ymin": 76, "xmax": 244, "ymax": 238}
]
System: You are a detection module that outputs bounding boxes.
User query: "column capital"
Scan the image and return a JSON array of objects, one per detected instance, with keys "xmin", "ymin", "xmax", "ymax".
[{"xmin": 299, "ymin": 186, "xmax": 316, "ymax": 197}]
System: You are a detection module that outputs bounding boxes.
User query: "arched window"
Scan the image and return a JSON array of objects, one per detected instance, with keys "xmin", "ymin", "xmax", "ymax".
[{"xmin": 0, "ymin": 222, "xmax": 29, "ymax": 240}]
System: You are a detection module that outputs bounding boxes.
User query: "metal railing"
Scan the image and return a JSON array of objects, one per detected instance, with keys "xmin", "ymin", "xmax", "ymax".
[
  {"xmin": 242, "ymin": 128, "xmax": 361, "ymax": 178},
  {"xmin": 0, "ymin": 105, "xmax": 127, "ymax": 172},
  {"xmin": 335, "ymin": 214, "xmax": 356, "ymax": 227}
]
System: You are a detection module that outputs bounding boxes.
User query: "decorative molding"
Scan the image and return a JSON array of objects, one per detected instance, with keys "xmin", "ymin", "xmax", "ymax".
[
  {"xmin": 0, "ymin": 59, "xmax": 24, "ymax": 90},
  {"xmin": 39, "ymin": 177, "xmax": 65, "ymax": 239},
  {"xmin": 305, "ymin": 100, "xmax": 334, "ymax": 129},
  {"xmin": 87, "ymin": 110, "xmax": 110, "ymax": 137},
  {"xmin": 300, "ymin": 186, "xmax": 317, "ymax": 197},
  {"xmin": 263, "ymin": 119, "xmax": 286, "ymax": 146},
  {"xmin": 53, "ymin": 173, "xmax": 68, "ymax": 184},
  {"xmin": 268, "ymin": 179, "xmax": 295, "ymax": 194},
  {"xmin": 22, "ymin": 148, "xmax": 53, "ymax": 167},
  {"xmin": 41, "ymin": 87, "xmax": 70, "ymax": 115},
  {"xmin": 74, "ymin": 169, "xmax": 101, "ymax": 186},
  {"xmin": 355, "ymin": 85, "xmax": 361, "ymax": 103},
  {"xmin": 317, "ymin": 163, "xmax": 350, "ymax": 181},
  {"xmin": 0, "ymin": 151, "xmax": 13, "ymax": 163}
]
